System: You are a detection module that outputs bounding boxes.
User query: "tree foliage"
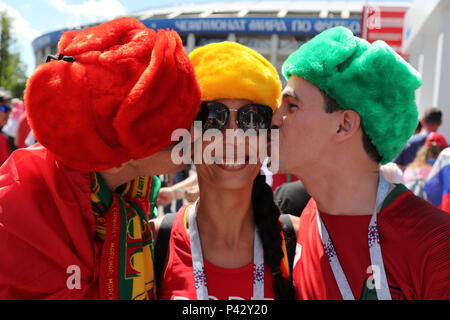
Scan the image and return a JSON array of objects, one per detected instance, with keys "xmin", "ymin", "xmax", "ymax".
[{"xmin": 0, "ymin": 11, "xmax": 28, "ymax": 99}]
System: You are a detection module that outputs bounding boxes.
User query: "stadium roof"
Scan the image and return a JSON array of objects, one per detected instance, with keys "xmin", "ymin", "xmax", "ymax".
[
  {"xmin": 32, "ymin": 0, "xmax": 411, "ymax": 52},
  {"xmin": 128, "ymin": 1, "xmax": 411, "ymax": 19}
]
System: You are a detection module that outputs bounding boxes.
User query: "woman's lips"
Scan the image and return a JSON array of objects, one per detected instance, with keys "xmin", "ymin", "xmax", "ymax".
[
  {"xmin": 214, "ymin": 155, "xmax": 250, "ymax": 171},
  {"xmin": 216, "ymin": 163, "xmax": 248, "ymax": 171}
]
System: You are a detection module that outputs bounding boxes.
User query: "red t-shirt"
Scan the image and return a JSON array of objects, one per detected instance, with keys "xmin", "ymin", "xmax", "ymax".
[
  {"xmin": 293, "ymin": 184, "xmax": 450, "ymax": 300},
  {"xmin": 159, "ymin": 205, "xmax": 285, "ymax": 300}
]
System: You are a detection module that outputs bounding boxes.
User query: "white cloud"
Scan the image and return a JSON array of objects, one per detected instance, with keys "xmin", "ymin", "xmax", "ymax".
[
  {"xmin": 49, "ymin": 0, "xmax": 126, "ymax": 22},
  {"xmin": 0, "ymin": 2, "xmax": 42, "ymax": 43},
  {"xmin": 50, "ymin": 0, "xmax": 65, "ymax": 11}
]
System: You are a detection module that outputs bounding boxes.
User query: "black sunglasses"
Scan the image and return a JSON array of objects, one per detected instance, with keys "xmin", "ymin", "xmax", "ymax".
[
  {"xmin": 195, "ymin": 101, "xmax": 273, "ymax": 133},
  {"xmin": 0, "ymin": 105, "xmax": 11, "ymax": 113}
]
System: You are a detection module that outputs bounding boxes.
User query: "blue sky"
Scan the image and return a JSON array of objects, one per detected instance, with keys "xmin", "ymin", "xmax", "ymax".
[
  {"xmin": 0, "ymin": 0, "xmax": 219, "ymax": 76},
  {"xmin": 0, "ymin": 0, "xmax": 413, "ymax": 77}
]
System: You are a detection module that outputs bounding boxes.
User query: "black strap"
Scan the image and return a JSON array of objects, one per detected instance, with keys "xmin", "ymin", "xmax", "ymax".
[
  {"xmin": 280, "ymin": 214, "xmax": 297, "ymax": 278},
  {"xmin": 46, "ymin": 53, "xmax": 76, "ymax": 63},
  {"xmin": 154, "ymin": 212, "xmax": 177, "ymax": 296}
]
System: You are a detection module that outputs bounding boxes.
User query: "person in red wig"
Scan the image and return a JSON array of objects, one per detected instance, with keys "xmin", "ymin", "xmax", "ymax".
[{"xmin": 0, "ymin": 17, "xmax": 201, "ymax": 300}]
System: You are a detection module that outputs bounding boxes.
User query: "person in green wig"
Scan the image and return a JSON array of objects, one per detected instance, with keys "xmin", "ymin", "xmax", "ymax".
[{"xmin": 272, "ymin": 26, "xmax": 450, "ymax": 300}]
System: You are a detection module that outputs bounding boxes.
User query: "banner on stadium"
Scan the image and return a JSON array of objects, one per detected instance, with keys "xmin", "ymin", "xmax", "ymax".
[
  {"xmin": 360, "ymin": 6, "xmax": 409, "ymax": 56},
  {"xmin": 32, "ymin": 17, "xmax": 361, "ymax": 51},
  {"xmin": 143, "ymin": 17, "xmax": 361, "ymax": 36}
]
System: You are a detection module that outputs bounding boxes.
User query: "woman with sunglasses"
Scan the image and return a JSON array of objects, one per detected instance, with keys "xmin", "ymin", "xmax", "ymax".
[{"xmin": 151, "ymin": 42, "xmax": 298, "ymax": 300}]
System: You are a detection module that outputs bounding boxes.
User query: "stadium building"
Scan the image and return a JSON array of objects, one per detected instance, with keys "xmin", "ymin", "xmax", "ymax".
[
  {"xmin": 402, "ymin": 0, "xmax": 450, "ymax": 139},
  {"xmin": 31, "ymin": 0, "xmax": 410, "ymax": 78}
]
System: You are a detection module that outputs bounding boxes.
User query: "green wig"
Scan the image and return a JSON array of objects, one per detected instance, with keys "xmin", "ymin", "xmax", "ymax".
[{"xmin": 282, "ymin": 26, "xmax": 422, "ymax": 164}]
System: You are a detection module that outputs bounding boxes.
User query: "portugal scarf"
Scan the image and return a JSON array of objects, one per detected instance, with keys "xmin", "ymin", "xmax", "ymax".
[{"xmin": 91, "ymin": 173, "xmax": 161, "ymax": 300}]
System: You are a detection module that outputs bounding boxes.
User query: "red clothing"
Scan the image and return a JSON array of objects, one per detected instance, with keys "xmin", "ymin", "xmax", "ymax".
[
  {"xmin": 0, "ymin": 145, "xmax": 100, "ymax": 299},
  {"xmin": 0, "ymin": 133, "xmax": 10, "ymax": 166},
  {"xmin": 271, "ymin": 174, "xmax": 299, "ymax": 191},
  {"xmin": 293, "ymin": 185, "xmax": 450, "ymax": 300},
  {"xmin": 159, "ymin": 206, "xmax": 278, "ymax": 300},
  {"xmin": 16, "ymin": 113, "xmax": 31, "ymax": 149}
]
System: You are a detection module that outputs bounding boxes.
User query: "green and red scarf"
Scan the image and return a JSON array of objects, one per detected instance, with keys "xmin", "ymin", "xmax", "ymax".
[{"xmin": 91, "ymin": 173, "xmax": 160, "ymax": 300}]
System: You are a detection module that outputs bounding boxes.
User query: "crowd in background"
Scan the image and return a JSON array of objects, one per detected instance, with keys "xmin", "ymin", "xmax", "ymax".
[{"xmin": 0, "ymin": 87, "xmax": 35, "ymax": 166}]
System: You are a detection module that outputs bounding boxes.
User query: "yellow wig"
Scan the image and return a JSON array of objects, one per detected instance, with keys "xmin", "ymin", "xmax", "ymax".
[{"xmin": 189, "ymin": 41, "xmax": 281, "ymax": 111}]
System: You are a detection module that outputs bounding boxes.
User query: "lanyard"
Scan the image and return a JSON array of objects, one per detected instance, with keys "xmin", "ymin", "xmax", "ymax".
[
  {"xmin": 188, "ymin": 201, "xmax": 265, "ymax": 300},
  {"xmin": 316, "ymin": 174, "xmax": 392, "ymax": 300}
]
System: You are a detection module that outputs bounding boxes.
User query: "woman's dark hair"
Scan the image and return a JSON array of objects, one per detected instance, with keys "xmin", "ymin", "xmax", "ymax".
[
  {"xmin": 322, "ymin": 90, "xmax": 382, "ymax": 163},
  {"xmin": 252, "ymin": 174, "xmax": 296, "ymax": 300}
]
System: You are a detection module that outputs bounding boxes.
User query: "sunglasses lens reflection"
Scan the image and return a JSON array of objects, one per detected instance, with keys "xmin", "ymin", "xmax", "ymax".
[{"xmin": 196, "ymin": 102, "xmax": 272, "ymax": 133}]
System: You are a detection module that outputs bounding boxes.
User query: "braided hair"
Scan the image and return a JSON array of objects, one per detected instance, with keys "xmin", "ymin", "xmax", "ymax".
[{"xmin": 252, "ymin": 174, "xmax": 296, "ymax": 300}]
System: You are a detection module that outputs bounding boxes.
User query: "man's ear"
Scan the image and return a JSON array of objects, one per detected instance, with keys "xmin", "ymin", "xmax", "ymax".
[{"xmin": 334, "ymin": 110, "xmax": 361, "ymax": 142}]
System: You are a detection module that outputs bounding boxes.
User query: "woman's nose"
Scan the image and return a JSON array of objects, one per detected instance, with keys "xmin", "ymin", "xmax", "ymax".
[{"xmin": 226, "ymin": 111, "xmax": 239, "ymax": 130}]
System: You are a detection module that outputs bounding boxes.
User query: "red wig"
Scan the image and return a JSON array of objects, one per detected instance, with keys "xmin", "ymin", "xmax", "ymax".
[{"xmin": 25, "ymin": 17, "xmax": 201, "ymax": 172}]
